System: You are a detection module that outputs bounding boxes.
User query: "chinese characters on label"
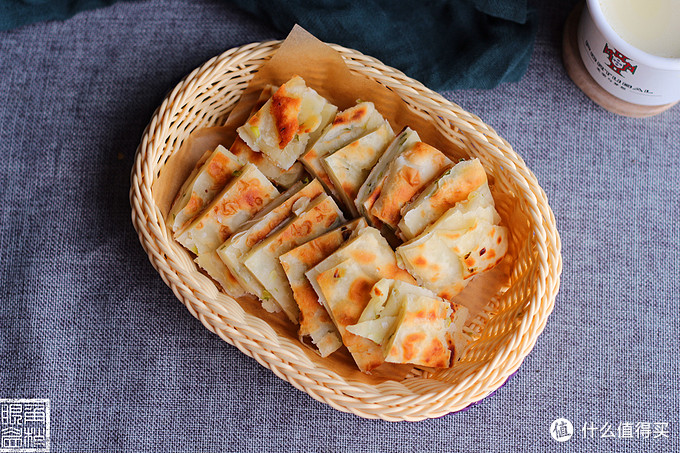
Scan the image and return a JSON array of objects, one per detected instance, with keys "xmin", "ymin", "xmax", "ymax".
[{"xmin": 0, "ymin": 400, "xmax": 50, "ymax": 453}]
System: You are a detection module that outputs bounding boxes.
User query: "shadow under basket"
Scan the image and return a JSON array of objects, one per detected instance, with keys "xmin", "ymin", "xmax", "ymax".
[{"xmin": 130, "ymin": 40, "xmax": 562, "ymax": 421}]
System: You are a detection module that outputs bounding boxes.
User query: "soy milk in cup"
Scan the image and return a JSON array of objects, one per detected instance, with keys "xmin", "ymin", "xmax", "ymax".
[{"xmin": 577, "ymin": 0, "xmax": 680, "ymax": 105}]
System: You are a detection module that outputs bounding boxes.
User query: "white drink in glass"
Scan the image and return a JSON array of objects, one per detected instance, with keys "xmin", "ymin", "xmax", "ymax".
[{"xmin": 599, "ymin": 0, "xmax": 680, "ymax": 58}]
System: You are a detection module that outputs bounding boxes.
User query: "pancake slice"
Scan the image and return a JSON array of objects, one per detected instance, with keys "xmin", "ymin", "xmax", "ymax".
[
  {"xmin": 322, "ymin": 122, "xmax": 394, "ymax": 217},
  {"xmin": 382, "ymin": 293, "xmax": 454, "ymax": 368},
  {"xmin": 348, "ymin": 279, "xmax": 472, "ymax": 366},
  {"xmin": 306, "ymin": 226, "xmax": 414, "ymax": 372},
  {"xmin": 216, "ymin": 179, "xmax": 325, "ymax": 311},
  {"xmin": 314, "ymin": 259, "xmax": 386, "ymax": 372},
  {"xmin": 242, "ymin": 194, "xmax": 345, "ymax": 324},
  {"xmin": 396, "ymin": 199, "xmax": 508, "ymax": 301},
  {"xmin": 175, "ymin": 163, "xmax": 280, "ymax": 255},
  {"xmin": 237, "ymin": 76, "xmax": 336, "ymax": 170},
  {"xmin": 355, "ymin": 127, "xmax": 420, "ymax": 227},
  {"xmin": 299, "ymin": 101, "xmax": 386, "ymax": 203},
  {"xmin": 440, "ymin": 221, "xmax": 509, "ymax": 281},
  {"xmin": 369, "ymin": 141, "xmax": 452, "ymax": 229},
  {"xmin": 167, "ymin": 145, "xmax": 245, "ymax": 233},
  {"xmin": 229, "ymin": 85, "xmax": 312, "ymax": 189},
  {"xmin": 396, "ymin": 230, "xmax": 464, "ymax": 299},
  {"xmin": 398, "ymin": 158, "xmax": 490, "ymax": 240},
  {"xmin": 279, "ymin": 218, "xmax": 366, "ymax": 357},
  {"xmin": 346, "ymin": 278, "xmax": 432, "ymax": 345}
]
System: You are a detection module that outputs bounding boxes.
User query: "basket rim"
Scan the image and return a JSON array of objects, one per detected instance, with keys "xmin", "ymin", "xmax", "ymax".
[{"xmin": 130, "ymin": 39, "xmax": 562, "ymax": 421}]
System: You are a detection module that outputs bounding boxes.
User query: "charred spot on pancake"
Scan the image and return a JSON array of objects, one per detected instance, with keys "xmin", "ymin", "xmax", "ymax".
[
  {"xmin": 341, "ymin": 226, "xmax": 353, "ymax": 241},
  {"xmin": 349, "ymin": 278, "xmax": 373, "ymax": 306},
  {"xmin": 332, "ymin": 104, "xmax": 368, "ymax": 126},
  {"xmin": 271, "ymin": 88, "xmax": 301, "ymax": 148}
]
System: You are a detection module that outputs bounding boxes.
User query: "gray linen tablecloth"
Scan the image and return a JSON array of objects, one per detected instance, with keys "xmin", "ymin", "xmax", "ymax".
[{"xmin": 1, "ymin": 1, "xmax": 678, "ymax": 451}]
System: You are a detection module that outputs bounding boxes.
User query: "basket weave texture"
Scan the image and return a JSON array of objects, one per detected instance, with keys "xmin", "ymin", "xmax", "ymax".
[{"xmin": 130, "ymin": 40, "xmax": 562, "ymax": 421}]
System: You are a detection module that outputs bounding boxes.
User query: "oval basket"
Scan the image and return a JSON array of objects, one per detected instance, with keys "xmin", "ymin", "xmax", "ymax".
[{"xmin": 130, "ymin": 40, "xmax": 562, "ymax": 421}]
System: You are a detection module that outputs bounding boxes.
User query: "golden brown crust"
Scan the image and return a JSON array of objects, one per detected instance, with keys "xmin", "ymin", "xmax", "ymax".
[
  {"xmin": 332, "ymin": 103, "xmax": 370, "ymax": 126},
  {"xmin": 426, "ymin": 166, "xmax": 485, "ymax": 215},
  {"xmin": 384, "ymin": 295, "xmax": 452, "ymax": 368},
  {"xmin": 230, "ymin": 136, "xmax": 266, "ymax": 166},
  {"xmin": 270, "ymin": 84, "xmax": 301, "ymax": 149},
  {"xmin": 205, "ymin": 151, "xmax": 236, "ymax": 187},
  {"xmin": 270, "ymin": 200, "xmax": 338, "ymax": 250},
  {"xmin": 371, "ymin": 142, "xmax": 452, "ymax": 228},
  {"xmin": 280, "ymin": 220, "xmax": 363, "ymax": 357},
  {"xmin": 316, "ymin": 264, "xmax": 384, "ymax": 371}
]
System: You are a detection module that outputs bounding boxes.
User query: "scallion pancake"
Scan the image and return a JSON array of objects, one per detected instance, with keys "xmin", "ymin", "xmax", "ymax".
[
  {"xmin": 279, "ymin": 218, "xmax": 366, "ymax": 357},
  {"xmin": 175, "ymin": 163, "xmax": 279, "ymax": 255},
  {"xmin": 242, "ymin": 194, "xmax": 345, "ymax": 324},
  {"xmin": 167, "ymin": 145, "xmax": 245, "ymax": 233},
  {"xmin": 237, "ymin": 76, "xmax": 336, "ymax": 170},
  {"xmin": 216, "ymin": 179, "xmax": 325, "ymax": 311}
]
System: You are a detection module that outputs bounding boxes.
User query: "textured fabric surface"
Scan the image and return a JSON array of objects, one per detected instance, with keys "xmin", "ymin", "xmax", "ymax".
[
  {"xmin": 0, "ymin": 0, "xmax": 678, "ymax": 451},
  {"xmin": 0, "ymin": 0, "xmax": 536, "ymax": 91}
]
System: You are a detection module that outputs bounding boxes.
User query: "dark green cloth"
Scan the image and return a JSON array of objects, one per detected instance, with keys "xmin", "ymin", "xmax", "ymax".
[
  {"xmin": 0, "ymin": 0, "xmax": 128, "ymax": 31},
  {"xmin": 0, "ymin": 0, "xmax": 536, "ymax": 90}
]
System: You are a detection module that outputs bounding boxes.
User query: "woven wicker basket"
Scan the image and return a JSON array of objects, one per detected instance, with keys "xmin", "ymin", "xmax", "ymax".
[{"xmin": 130, "ymin": 40, "xmax": 562, "ymax": 421}]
